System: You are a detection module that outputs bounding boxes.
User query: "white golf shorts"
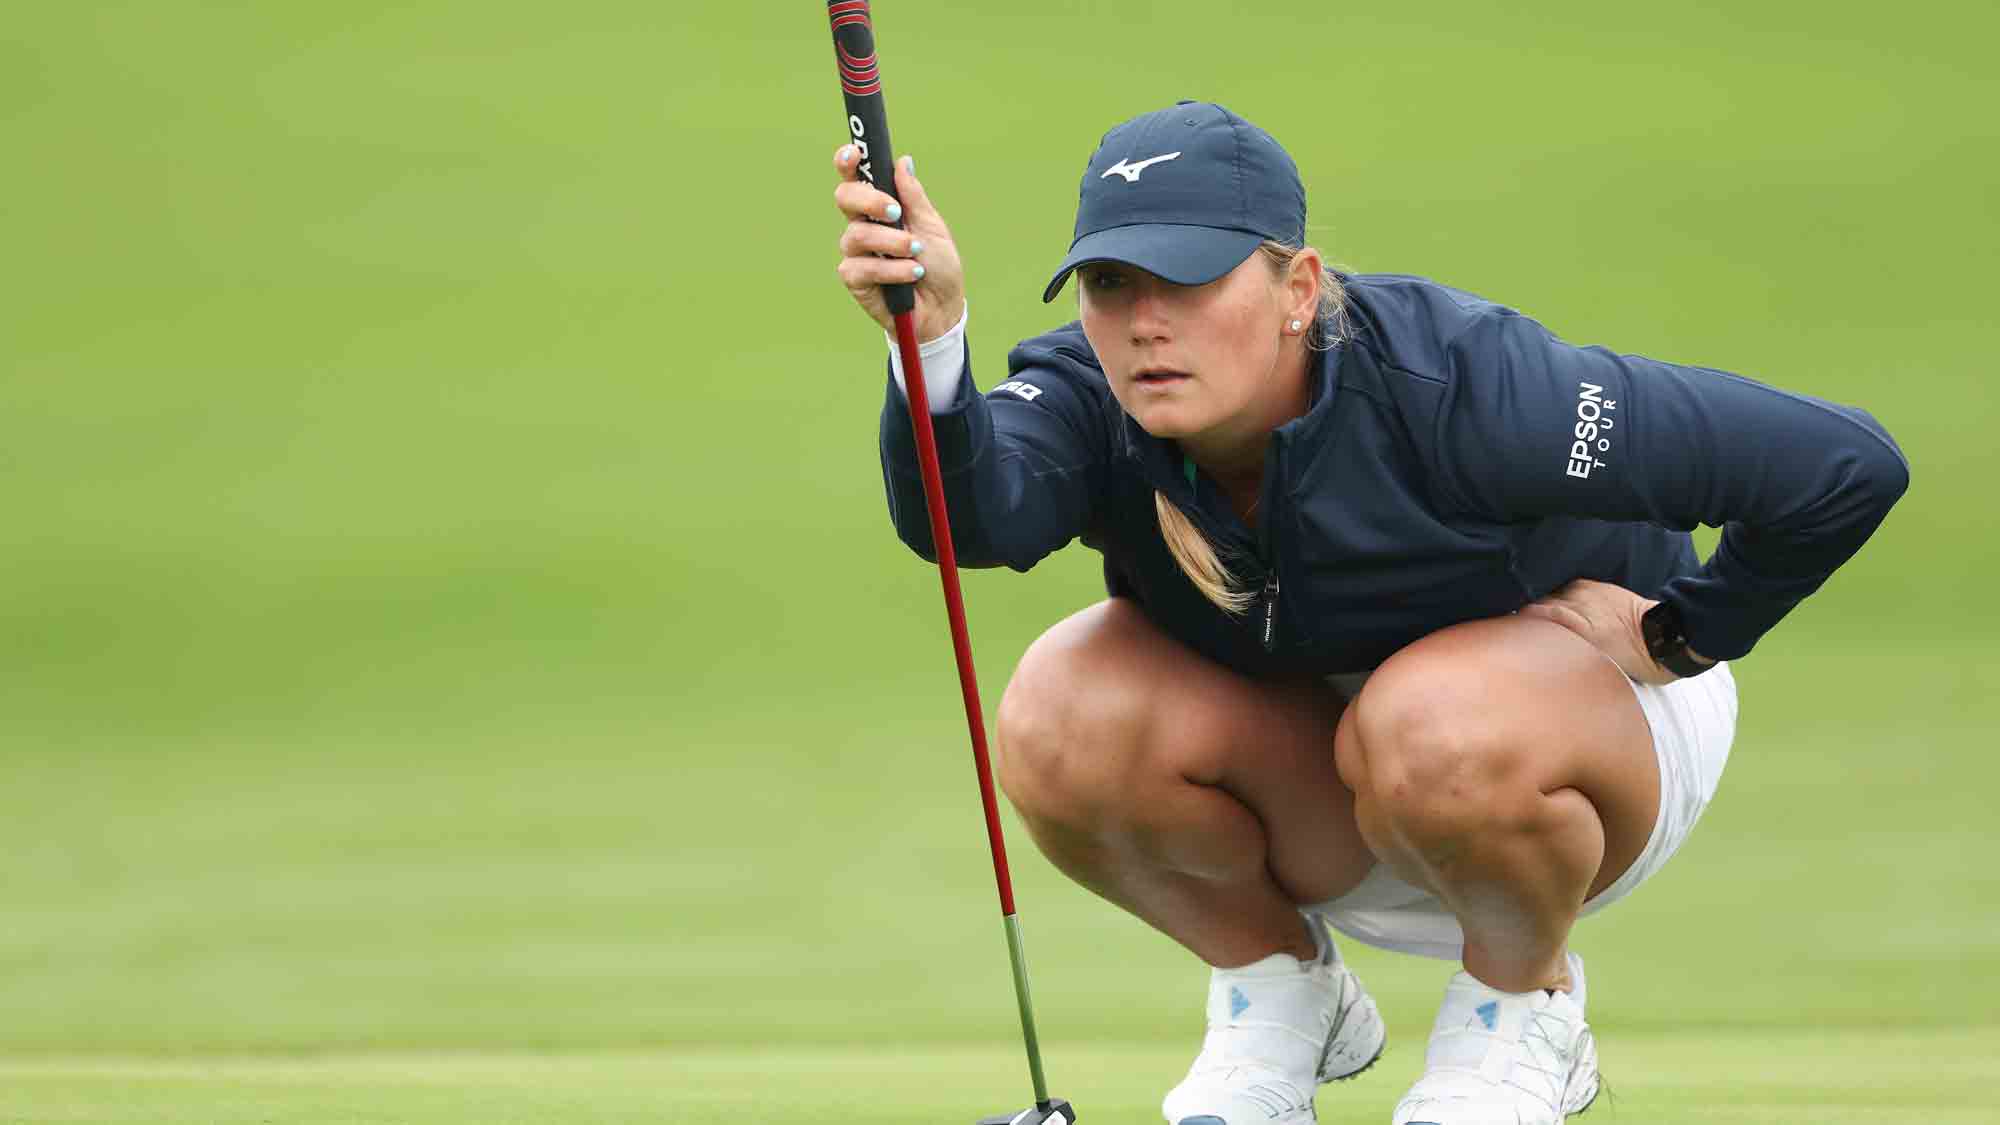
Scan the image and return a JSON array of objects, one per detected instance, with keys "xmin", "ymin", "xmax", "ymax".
[{"xmin": 1308, "ymin": 661, "xmax": 1739, "ymax": 961}]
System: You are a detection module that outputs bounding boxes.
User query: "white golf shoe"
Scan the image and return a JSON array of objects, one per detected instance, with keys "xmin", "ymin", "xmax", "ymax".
[
  {"xmin": 1392, "ymin": 951, "xmax": 1600, "ymax": 1125},
  {"xmin": 1161, "ymin": 913, "xmax": 1386, "ymax": 1125}
]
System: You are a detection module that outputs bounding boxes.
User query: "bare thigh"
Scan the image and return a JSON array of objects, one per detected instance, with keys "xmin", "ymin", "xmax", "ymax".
[{"xmin": 997, "ymin": 597, "xmax": 1376, "ymax": 906}]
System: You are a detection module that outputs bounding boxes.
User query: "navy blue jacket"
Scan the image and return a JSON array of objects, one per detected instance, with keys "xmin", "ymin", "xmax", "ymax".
[{"xmin": 878, "ymin": 273, "xmax": 1908, "ymax": 679}]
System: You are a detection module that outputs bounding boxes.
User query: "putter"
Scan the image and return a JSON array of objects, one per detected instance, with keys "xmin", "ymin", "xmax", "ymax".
[{"xmin": 825, "ymin": 4, "xmax": 1075, "ymax": 1123}]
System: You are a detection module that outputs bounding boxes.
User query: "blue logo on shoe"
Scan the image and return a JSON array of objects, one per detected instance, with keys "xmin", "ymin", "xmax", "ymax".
[
  {"xmin": 1229, "ymin": 986, "xmax": 1250, "ymax": 1019},
  {"xmin": 1475, "ymin": 1001, "xmax": 1498, "ymax": 1030}
]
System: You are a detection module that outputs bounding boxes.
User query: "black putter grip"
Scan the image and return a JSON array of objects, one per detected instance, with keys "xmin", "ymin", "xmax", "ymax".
[{"xmin": 827, "ymin": 0, "xmax": 913, "ymax": 316}]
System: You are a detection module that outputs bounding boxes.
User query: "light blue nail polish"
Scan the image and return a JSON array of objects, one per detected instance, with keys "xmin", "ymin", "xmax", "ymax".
[
  {"xmin": 885, "ymin": 202, "xmax": 903, "ymax": 223},
  {"xmin": 913, "ymin": 264, "xmax": 926, "ymax": 280},
  {"xmin": 903, "ymin": 155, "xmax": 915, "ymax": 174},
  {"xmin": 909, "ymin": 239, "xmax": 925, "ymax": 256}
]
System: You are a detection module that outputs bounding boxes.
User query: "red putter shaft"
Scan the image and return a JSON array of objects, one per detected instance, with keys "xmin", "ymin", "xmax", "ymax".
[
  {"xmin": 892, "ymin": 311, "xmax": 1018, "ymax": 919},
  {"xmin": 894, "ymin": 305, "xmax": 1058, "ymax": 1113}
]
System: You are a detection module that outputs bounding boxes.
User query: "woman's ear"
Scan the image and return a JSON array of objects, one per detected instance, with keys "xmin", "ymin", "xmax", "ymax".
[{"xmin": 1287, "ymin": 247, "xmax": 1324, "ymax": 324}]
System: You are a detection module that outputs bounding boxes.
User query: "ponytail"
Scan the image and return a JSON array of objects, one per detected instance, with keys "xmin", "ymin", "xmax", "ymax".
[{"xmin": 1155, "ymin": 491, "xmax": 1256, "ymax": 616}]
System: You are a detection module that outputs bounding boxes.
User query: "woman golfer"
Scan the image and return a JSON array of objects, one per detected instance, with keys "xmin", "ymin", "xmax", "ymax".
[{"xmin": 831, "ymin": 101, "xmax": 1906, "ymax": 1125}]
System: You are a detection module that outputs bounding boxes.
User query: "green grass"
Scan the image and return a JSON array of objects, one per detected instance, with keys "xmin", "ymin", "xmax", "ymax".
[
  {"xmin": 4, "ymin": 1033, "xmax": 1997, "ymax": 1124},
  {"xmin": 3, "ymin": 0, "xmax": 1998, "ymax": 1120}
]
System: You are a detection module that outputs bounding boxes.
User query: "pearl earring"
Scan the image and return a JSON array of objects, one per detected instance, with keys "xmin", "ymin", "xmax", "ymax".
[{"xmin": 1288, "ymin": 319, "xmax": 1302, "ymax": 333}]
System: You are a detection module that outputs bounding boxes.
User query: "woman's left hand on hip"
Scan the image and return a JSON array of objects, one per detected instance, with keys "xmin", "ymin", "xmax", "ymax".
[{"xmin": 1519, "ymin": 578, "xmax": 1676, "ymax": 686}]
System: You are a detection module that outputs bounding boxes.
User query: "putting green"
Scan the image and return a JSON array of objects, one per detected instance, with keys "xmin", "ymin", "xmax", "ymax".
[
  {"xmin": 4, "ymin": 1032, "xmax": 1996, "ymax": 1123},
  {"xmin": 3, "ymin": 1, "xmax": 1995, "ymax": 1121}
]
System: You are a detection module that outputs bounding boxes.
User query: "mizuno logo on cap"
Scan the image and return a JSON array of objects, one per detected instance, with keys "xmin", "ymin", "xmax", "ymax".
[{"xmin": 1101, "ymin": 151, "xmax": 1181, "ymax": 182}]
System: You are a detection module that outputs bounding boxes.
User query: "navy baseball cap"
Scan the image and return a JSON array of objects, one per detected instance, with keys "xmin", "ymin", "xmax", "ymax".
[{"xmin": 1042, "ymin": 101, "xmax": 1306, "ymax": 303}]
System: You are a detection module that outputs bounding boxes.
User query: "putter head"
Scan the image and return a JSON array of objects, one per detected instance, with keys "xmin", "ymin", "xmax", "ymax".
[{"xmin": 975, "ymin": 1099, "xmax": 1075, "ymax": 1125}]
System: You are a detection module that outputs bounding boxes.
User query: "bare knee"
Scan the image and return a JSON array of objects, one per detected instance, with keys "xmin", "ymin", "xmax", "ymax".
[
  {"xmin": 1344, "ymin": 633, "xmax": 1543, "ymax": 845},
  {"xmin": 995, "ymin": 601, "xmax": 1158, "ymax": 830}
]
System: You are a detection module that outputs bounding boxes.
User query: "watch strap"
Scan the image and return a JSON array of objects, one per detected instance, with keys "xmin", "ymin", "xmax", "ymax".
[{"xmin": 1642, "ymin": 601, "xmax": 1715, "ymax": 679}]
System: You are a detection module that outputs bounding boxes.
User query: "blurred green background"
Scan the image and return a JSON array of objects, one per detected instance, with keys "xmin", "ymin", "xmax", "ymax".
[{"xmin": 3, "ymin": 2, "xmax": 1995, "ymax": 1121}]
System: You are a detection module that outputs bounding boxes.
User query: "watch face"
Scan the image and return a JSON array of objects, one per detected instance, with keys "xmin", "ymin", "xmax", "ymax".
[{"xmin": 1642, "ymin": 602, "xmax": 1684, "ymax": 658}]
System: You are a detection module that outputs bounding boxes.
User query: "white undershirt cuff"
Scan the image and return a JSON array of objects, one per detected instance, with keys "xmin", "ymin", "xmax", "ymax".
[{"xmin": 886, "ymin": 302, "xmax": 969, "ymax": 414}]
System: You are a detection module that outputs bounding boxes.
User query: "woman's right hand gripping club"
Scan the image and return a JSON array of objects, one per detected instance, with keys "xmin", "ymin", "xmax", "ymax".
[{"xmin": 833, "ymin": 145, "xmax": 965, "ymax": 343}]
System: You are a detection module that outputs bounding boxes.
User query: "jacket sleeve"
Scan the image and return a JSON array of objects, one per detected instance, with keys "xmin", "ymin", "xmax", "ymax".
[
  {"xmin": 1431, "ymin": 307, "xmax": 1910, "ymax": 660},
  {"xmin": 878, "ymin": 335, "xmax": 1109, "ymax": 571}
]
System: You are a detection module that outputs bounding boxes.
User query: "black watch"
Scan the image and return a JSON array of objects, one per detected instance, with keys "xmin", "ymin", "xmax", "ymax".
[{"xmin": 1641, "ymin": 601, "xmax": 1714, "ymax": 679}]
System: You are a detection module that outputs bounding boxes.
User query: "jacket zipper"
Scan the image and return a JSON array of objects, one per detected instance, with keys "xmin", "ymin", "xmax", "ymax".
[
  {"xmin": 1181, "ymin": 446, "xmax": 1284, "ymax": 653},
  {"xmin": 1256, "ymin": 439, "xmax": 1283, "ymax": 652},
  {"xmin": 1260, "ymin": 574, "xmax": 1280, "ymax": 651}
]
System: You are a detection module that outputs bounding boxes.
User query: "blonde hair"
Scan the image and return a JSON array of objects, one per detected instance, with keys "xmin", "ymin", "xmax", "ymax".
[{"xmin": 1155, "ymin": 241, "xmax": 1345, "ymax": 616}]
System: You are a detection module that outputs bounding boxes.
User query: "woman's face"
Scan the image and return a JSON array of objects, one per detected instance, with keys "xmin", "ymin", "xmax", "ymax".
[{"xmin": 1076, "ymin": 254, "xmax": 1292, "ymax": 441}]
